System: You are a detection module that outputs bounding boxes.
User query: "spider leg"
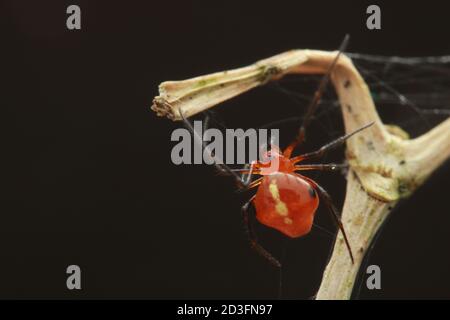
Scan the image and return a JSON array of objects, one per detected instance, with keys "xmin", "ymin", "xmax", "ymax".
[
  {"xmin": 283, "ymin": 34, "xmax": 350, "ymax": 158},
  {"xmin": 180, "ymin": 113, "xmax": 279, "ymax": 269},
  {"xmin": 230, "ymin": 168, "xmax": 261, "ymax": 175},
  {"xmin": 242, "ymin": 195, "xmax": 281, "ymax": 268},
  {"xmin": 240, "ymin": 161, "xmax": 261, "ymax": 187},
  {"xmin": 295, "ymin": 163, "xmax": 348, "ymax": 172},
  {"xmin": 179, "ymin": 110, "xmax": 254, "ymax": 189},
  {"xmin": 299, "ymin": 174, "xmax": 355, "ymax": 264},
  {"xmin": 291, "ymin": 122, "xmax": 374, "ymax": 163},
  {"xmin": 247, "ymin": 177, "xmax": 263, "ymax": 189}
]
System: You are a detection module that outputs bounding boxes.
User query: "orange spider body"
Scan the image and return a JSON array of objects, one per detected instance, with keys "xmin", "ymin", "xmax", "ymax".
[
  {"xmin": 252, "ymin": 146, "xmax": 319, "ymax": 238},
  {"xmin": 255, "ymin": 172, "xmax": 319, "ymax": 238}
]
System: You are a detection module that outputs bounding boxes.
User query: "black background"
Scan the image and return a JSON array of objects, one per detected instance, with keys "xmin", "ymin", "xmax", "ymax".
[{"xmin": 1, "ymin": 0, "xmax": 449, "ymax": 299}]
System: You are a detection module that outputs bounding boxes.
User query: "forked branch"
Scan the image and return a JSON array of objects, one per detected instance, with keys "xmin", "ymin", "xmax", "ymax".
[{"xmin": 151, "ymin": 49, "xmax": 450, "ymax": 299}]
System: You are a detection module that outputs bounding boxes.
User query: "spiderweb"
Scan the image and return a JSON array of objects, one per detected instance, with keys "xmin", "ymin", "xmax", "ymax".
[{"xmin": 269, "ymin": 53, "xmax": 450, "ymax": 141}]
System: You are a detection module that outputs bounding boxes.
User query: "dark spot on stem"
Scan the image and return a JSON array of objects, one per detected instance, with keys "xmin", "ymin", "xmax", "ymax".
[
  {"xmin": 346, "ymin": 104, "xmax": 353, "ymax": 113},
  {"xmin": 344, "ymin": 80, "xmax": 351, "ymax": 88},
  {"xmin": 399, "ymin": 160, "xmax": 406, "ymax": 165},
  {"xmin": 398, "ymin": 181, "xmax": 409, "ymax": 195}
]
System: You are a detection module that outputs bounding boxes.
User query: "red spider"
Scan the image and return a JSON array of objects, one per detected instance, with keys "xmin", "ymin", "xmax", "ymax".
[
  {"xmin": 180, "ymin": 35, "xmax": 372, "ymax": 267},
  {"xmin": 230, "ymin": 121, "xmax": 371, "ymax": 267}
]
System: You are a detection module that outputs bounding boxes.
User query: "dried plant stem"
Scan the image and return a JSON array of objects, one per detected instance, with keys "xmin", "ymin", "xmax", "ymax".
[{"xmin": 151, "ymin": 50, "xmax": 450, "ymax": 299}]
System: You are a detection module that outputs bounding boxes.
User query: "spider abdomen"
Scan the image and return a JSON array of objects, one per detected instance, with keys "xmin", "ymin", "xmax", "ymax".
[{"xmin": 253, "ymin": 172, "xmax": 319, "ymax": 238}]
